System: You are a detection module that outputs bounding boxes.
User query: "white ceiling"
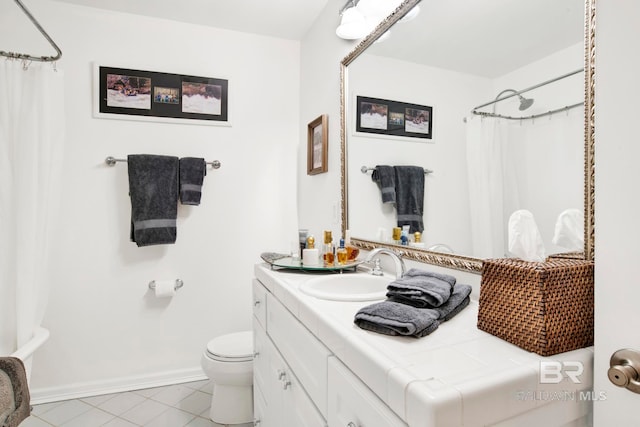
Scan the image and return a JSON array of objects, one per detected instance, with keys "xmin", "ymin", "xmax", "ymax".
[
  {"xmin": 50, "ymin": 0, "xmax": 584, "ymax": 78},
  {"xmin": 367, "ymin": 0, "xmax": 584, "ymax": 78},
  {"xmin": 51, "ymin": 0, "xmax": 331, "ymax": 40}
]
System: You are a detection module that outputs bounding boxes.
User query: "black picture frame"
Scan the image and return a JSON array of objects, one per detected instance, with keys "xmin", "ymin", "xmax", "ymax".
[
  {"xmin": 97, "ymin": 66, "xmax": 228, "ymax": 123},
  {"xmin": 356, "ymin": 95, "xmax": 432, "ymax": 140}
]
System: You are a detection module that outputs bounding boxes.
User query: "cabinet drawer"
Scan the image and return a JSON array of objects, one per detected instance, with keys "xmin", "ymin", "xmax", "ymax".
[
  {"xmin": 328, "ymin": 357, "xmax": 407, "ymax": 427},
  {"xmin": 252, "ymin": 279, "xmax": 268, "ymax": 329},
  {"xmin": 266, "ymin": 293, "xmax": 330, "ymax": 418}
]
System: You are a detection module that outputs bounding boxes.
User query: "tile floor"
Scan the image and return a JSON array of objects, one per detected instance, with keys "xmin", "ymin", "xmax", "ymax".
[{"xmin": 21, "ymin": 380, "xmax": 253, "ymax": 427}]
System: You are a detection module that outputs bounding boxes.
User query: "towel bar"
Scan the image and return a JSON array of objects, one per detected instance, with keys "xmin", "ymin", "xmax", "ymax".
[
  {"xmin": 148, "ymin": 279, "xmax": 184, "ymax": 291},
  {"xmin": 361, "ymin": 165, "xmax": 433, "ymax": 175},
  {"xmin": 105, "ymin": 156, "xmax": 221, "ymax": 169}
]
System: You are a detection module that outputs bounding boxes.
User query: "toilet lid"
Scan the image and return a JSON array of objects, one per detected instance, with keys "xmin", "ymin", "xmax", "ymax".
[{"xmin": 206, "ymin": 331, "xmax": 253, "ymax": 361}]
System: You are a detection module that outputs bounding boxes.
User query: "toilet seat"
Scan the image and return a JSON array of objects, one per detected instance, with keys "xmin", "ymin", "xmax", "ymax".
[{"xmin": 205, "ymin": 330, "xmax": 253, "ymax": 362}]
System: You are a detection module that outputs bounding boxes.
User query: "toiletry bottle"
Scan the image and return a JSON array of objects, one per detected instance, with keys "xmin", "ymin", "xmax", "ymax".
[
  {"xmin": 392, "ymin": 227, "xmax": 402, "ymax": 245},
  {"xmin": 411, "ymin": 231, "xmax": 426, "ymax": 249},
  {"xmin": 323, "ymin": 230, "xmax": 335, "ymax": 267},
  {"xmin": 337, "ymin": 238, "xmax": 348, "ymax": 265},
  {"xmin": 345, "ymin": 230, "xmax": 359, "ymax": 261},
  {"xmin": 298, "ymin": 229, "xmax": 309, "ymax": 260},
  {"xmin": 302, "ymin": 235, "xmax": 319, "ymax": 266}
]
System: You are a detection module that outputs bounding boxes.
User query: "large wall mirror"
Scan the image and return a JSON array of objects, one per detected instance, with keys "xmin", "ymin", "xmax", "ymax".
[{"xmin": 340, "ymin": 0, "xmax": 595, "ymax": 273}]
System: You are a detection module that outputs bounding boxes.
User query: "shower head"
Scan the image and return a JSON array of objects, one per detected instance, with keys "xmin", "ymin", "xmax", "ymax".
[
  {"xmin": 517, "ymin": 95, "xmax": 534, "ymax": 111},
  {"xmin": 493, "ymin": 89, "xmax": 534, "ymax": 112}
]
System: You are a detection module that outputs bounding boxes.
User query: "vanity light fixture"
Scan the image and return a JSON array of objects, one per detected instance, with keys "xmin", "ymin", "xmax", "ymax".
[{"xmin": 336, "ymin": 0, "xmax": 368, "ymax": 40}]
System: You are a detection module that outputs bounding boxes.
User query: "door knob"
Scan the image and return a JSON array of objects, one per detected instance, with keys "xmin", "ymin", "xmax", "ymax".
[{"xmin": 609, "ymin": 349, "xmax": 640, "ymax": 394}]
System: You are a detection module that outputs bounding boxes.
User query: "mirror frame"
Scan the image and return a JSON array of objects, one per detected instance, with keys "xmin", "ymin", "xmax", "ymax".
[{"xmin": 340, "ymin": 0, "xmax": 595, "ymax": 273}]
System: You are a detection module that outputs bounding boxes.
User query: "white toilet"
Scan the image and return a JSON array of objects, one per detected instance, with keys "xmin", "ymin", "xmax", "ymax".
[{"xmin": 200, "ymin": 330, "xmax": 254, "ymax": 425}]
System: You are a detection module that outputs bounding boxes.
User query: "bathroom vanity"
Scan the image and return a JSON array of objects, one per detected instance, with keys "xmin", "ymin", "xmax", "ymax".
[{"xmin": 252, "ymin": 263, "xmax": 594, "ymax": 427}]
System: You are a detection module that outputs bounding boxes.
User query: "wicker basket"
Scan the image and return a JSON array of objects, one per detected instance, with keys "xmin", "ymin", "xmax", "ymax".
[{"xmin": 477, "ymin": 258, "xmax": 594, "ymax": 356}]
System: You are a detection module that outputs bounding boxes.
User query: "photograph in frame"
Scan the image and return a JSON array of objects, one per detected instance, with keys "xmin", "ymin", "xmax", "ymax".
[
  {"xmin": 356, "ymin": 95, "xmax": 433, "ymax": 140},
  {"xmin": 307, "ymin": 114, "xmax": 328, "ymax": 175},
  {"xmin": 97, "ymin": 65, "xmax": 228, "ymax": 124}
]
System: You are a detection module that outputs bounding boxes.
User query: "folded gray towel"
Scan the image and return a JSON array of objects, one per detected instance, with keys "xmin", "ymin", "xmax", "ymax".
[
  {"xmin": 128, "ymin": 154, "xmax": 179, "ymax": 247},
  {"xmin": 403, "ymin": 268, "xmax": 457, "ymax": 286},
  {"xmin": 430, "ymin": 284, "xmax": 472, "ymax": 321},
  {"xmin": 386, "ymin": 269, "xmax": 456, "ymax": 308},
  {"xmin": 371, "ymin": 165, "xmax": 396, "ymax": 204},
  {"xmin": 0, "ymin": 357, "xmax": 30, "ymax": 427},
  {"xmin": 394, "ymin": 166, "xmax": 424, "ymax": 233},
  {"xmin": 354, "ymin": 300, "xmax": 440, "ymax": 337},
  {"xmin": 179, "ymin": 157, "xmax": 206, "ymax": 206}
]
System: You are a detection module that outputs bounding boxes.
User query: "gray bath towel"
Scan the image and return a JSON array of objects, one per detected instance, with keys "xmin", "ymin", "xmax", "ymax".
[
  {"xmin": 386, "ymin": 269, "xmax": 456, "ymax": 308},
  {"xmin": 128, "ymin": 154, "xmax": 179, "ymax": 247},
  {"xmin": 179, "ymin": 157, "xmax": 207, "ymax": 206},
  {"xmin": 394, "ymin": 166, "xmax": 424, "ymax": 233},
  {"xmin": 0, "ymin": 357, "xmax": 30, "ymax": 427},
  {"xmin": 354, "ymin": 300, "xmax": 440, "ymax": 337},
  {"xmin": 371, "ymin": 165, "xmax": 396, "ymax": 204}
]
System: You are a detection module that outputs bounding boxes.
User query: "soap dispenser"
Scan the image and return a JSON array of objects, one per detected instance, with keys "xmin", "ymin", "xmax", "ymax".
[{"xmin": 302, "ymin": 235, "xmax": 320, "ymax": 266}]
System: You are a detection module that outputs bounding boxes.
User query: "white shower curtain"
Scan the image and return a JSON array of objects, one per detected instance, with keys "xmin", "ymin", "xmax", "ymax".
[
  {"xmin": 465, "ymin": 115, "xmax": 519, "ymax": 258},
  {"xmin": 0, "ymin": 60, "xmax": 65, "ymax": 356}
]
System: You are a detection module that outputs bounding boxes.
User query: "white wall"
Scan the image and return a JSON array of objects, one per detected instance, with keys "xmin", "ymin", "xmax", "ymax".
[
  {"xmin": 593, "ymin": 1, "xmax": 640, "ymax": 425},
  {"xmin": 1, "ymin": 0, "xmax": 299, "ymax": 399},
  {"xmin": 298, "ymin": 0, "xmax": 357, "ymax": 243}
]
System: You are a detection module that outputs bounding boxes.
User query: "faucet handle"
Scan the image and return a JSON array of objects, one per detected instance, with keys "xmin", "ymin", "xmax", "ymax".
[{"xmin": 371, "ymin": 258, "xmax": 383, "ymax": 276}]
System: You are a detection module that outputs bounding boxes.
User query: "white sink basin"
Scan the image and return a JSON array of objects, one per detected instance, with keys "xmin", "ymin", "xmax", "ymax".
[{"xmin": 299, "ymin": 274, "xmax": 393, "ymax": 301}]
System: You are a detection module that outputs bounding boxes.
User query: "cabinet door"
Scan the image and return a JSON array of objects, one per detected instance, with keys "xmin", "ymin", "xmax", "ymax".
[
  {"xmin": 252, "ymin": 279, "xmax": 268, "ymax": 329},
  {"xmin": 253, "ymin": 321, "xmax": 283, "ymax": 427},
  {"xmin": 328, "ymin": 357, "xmax": 408, "ymax": 427},
  {"xmin": 278, "ymin": 352, "xmax": 327, "ymax": 427},
  {"xmin": 266, "ymin": 293, "xmax": 330, "ymax": 417},
  {"xmin": 253, "ymin": 319, "xmax": 269, "ymax": 397}
]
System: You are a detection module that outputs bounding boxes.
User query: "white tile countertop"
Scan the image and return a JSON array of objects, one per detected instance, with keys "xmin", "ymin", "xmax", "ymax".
[{"xmin": 254, "ymin": 263, "xmax": 594, "ymax": 427}]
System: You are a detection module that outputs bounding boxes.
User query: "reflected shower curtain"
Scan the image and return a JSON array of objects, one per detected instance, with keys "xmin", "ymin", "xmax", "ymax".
[
  {"xmin": 465, "ymin": 116, "xmax": 519, "ymax": 258},
  {"xmin": 0, "ymin": 60, "xmax": 64, "ymax": 357}
]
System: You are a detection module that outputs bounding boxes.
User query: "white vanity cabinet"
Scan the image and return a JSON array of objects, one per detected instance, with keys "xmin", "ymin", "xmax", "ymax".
[
  {"xmin": 328, "ymin": 357, "xmax": 408, "ymax": 427},
  {"xmin": 252, "ymin": 279, "xmax": 328, "ymax": 427}
]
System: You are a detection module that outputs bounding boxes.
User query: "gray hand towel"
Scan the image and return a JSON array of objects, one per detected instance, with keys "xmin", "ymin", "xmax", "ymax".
[
  {"xmin": 371, "ymin": 165, "xmax": 396, "ymax": 204},
  {"xmin": 179, "ymin": 157, "xmax": 207, "ymax": 206},
  {"xmin": 431, "ymin": 284, "xmax": 472, "ymax": 321},
  {"xmin": 404, "ymin": 268, "xmax": 457, "ymax": 286},
  {"xmin": 394, "ymin": 166, "xmax": 424, "ymax": 233},
  {"xmin": 0, "ymin": 357, "xmax": 30, "ymax": 427},
  {"xmin": 354, "ymin": 300, "xmax": 440, "ymax": 337},
  {"xmin": 128, "ymin": 154, "xmax": 179, "ymax": 247},
  {"xmin": 386, "ymin": 269, "xmax": 456, "ymax": 308}
]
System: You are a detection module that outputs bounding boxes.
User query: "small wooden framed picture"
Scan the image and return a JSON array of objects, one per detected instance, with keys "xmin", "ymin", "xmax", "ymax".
[{"xmin": 307, "ymin": 114, "xmax": 328, "ymax": 175}]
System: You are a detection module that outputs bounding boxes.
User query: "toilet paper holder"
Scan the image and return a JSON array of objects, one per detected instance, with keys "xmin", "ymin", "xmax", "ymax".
[{"xmin": 148, "ymin": 279, "xmax": 184, "ymax": 291}]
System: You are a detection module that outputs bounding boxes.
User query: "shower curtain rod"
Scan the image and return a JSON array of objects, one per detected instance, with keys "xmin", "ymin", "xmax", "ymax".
[
  {"xmin": 471, "ymin": 102, "xmax": 583, "ymax": 121},
  {"xmin": 470, "ymin": 68, "xmax": 584, "ymax": 115},
  {"xmin": 0, "ymin": 0, "xmax": 62, "ymax": 62}
]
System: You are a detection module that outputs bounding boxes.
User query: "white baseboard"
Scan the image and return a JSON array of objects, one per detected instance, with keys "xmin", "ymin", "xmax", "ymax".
[{"xmin": 30, "ymin": 367, "xmax": 208, "ymax": 405}]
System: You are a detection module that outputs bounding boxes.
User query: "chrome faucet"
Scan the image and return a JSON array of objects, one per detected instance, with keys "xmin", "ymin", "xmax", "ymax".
[{"xmin": 364, "ymin": 248, "xmax": 406, "ymax": 279}]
